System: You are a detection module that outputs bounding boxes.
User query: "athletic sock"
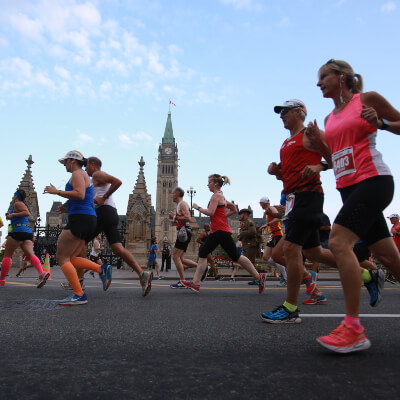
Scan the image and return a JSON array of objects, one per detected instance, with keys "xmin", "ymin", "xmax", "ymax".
[
  {"xmin": 60, "ymin": 261, "xmax": 83, "ymax": 297},
  {"xmin": 70, "ymin": 257, "xmax": 102, "ymax": 273},
  {"xmin": 30, "ymin": 255, "xmax": 44, "ymax": 275},
  {"xmin": 361, "ymin": 269, "xmax": 372, "ymax": 283},
  {"xmin": 1, "ymin": 257, "xmax": 11, "ymax": 280},
  {"xmin": 283, "ymin": 301, "xmax": 297, "ymax": 312},
  {"xmin": 344, "ymin": 315, "xmax": 362, "ymax": 332}
]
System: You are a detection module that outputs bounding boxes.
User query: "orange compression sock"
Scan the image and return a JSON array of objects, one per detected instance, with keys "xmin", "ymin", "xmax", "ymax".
[
  {"xmin": 70, "ymin": 257, "xmax": 102, "ymax": 273},
  {"xmin": 60, "ymin": 261, "xmax": 84, "ymax": 297}
]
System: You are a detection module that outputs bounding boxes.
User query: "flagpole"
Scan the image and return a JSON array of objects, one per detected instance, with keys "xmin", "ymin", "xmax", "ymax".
[{"xmin": 169, "ymin": 100, "xmax": 170, "ymax": 113}]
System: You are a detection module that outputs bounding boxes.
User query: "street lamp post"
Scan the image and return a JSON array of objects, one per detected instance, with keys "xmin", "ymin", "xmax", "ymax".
[{"xmin": 187, "ymin": 186, "xmax": 196, "ymax": 216}]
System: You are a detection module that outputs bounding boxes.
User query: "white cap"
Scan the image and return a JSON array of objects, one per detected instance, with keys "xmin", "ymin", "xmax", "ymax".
[
  {"xmin": 259, "ymin": 196, "xmax": 270, "ymax": 204},
  {"xmin": 274, "ymin": 99, "xmax": 307, "ymax": 115},
  {"xmin": 58, "ymin": 150, "xmax": 84, "ymax": 165},
  {"xmin": 388, "ymin": 213, "xmax": 400, "ymax": 219}
]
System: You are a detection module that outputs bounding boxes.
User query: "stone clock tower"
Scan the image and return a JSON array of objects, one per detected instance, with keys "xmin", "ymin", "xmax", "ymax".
[{"xmin": 154, "ymin": 111, "xmax": 179, "ymax": 243}]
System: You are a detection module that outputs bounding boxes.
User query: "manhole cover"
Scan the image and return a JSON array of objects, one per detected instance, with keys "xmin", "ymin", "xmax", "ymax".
[{"xmin": 0, "ymin": 299, "xmax": 65, "ymax": 311}]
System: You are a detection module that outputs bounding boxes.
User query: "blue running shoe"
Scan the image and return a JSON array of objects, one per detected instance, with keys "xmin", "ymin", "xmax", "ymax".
[
  {"xmin": 261, "ymin": 305, "xmax": 301, "ymax": 324},
  {"xmin": 201, "ymin": 265, "xmax": 210, "ymax": 282},
  {"xmin": 59, "ymin": 293, "xmax": 88, "ymax": 306},
  {"xmin": 170, "ymin": 281, "xmax": 186, "ymax": 289},
  {"xmin": 99, "ymin": 264, "xmax": 112, "ymax": 291},
  {"xmin": 365, "ymin": 269, "xmax": 384, "ymax": 307}
]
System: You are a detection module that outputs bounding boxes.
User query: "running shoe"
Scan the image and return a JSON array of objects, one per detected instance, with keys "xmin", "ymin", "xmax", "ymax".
[
  {"xmin": 99, "ymin": 264, "xmax": 112, "ymax": 291},
  {"xmin": 303, "ymin": 271, "xmax": 317, "ymax": 294},
  {"xmin": 157, "ymin": 275, "xmax": 165, "ymax": 280},
  {"xmin": 258, "ymin": 272, "xmax": 266, "ymax": 294},
  {"xmin": 37, "ymin": 272, "xmax": 50, "ymax": 289},
  {"xmin": 364, "ymin": 269, "xmax": 384, "ymax": 307},
  {"xmin": 170, "ymin": 281, "xmax": 186, "ymax": 289},
  {"xmin": 58, "ymin": 293, "xmax": 88, "ymax": 306},
  {"xmin": 0, "ymin": 280, "xmax": 5, "ymax": 287},
  {"xmin": 201, "ymin": 265, "xmax": 210, "ymax": 282},
  {"xmin": 303, "ymin": 292, "xmax": 327, "ymax": 305},
  {"xmin": 89, "ymin": 271, "xmax": 95, "ymax": 278},
  {"xmin": 215, "ymin": 275, "xmax": 224, "ymax": 281},
  {"xmin": 229, "ymin": 278, "xmax": 235, "ymax": 282},
  {"xmin": 278, "ymin": 278, "xmax": 287, "ymax": 287},
  {"xmin": 16, "ymin": 274, "xmax": 22, "ymax": 278},
  {"xmin": 385, "ymin": 273, "xmax": 397, "ymax": 285},
  {"xmin": 140, "ymin": 271, "xmax": 153, "ymax": 297},
  {"xmin": 181, "ymin": 280, "xmax": 200, "ymax": 292},
  {"xmin": 316, "ymin": 322, "xmax": 371, "ymax": 353},
  {"xmin": 261, "ymin": 305, "xmax": 301, "ymax": 324},
  {"xmin": 248, "ymin": 280, "xmax": 257, "ymax": 285}
]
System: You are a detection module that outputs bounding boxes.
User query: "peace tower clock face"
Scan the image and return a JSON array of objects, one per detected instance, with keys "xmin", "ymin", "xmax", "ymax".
[{"xmin": 164, "ymin": 147, "xmax": 172, "ymax": 154}]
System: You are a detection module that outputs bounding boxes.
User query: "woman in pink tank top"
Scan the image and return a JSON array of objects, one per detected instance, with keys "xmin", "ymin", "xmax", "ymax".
[
  {"xmin": 179, "ymin": 174, "xmax": 266, "ymax": 293},
  {"xmin": 307, "ymin": 59, "xmax": 400, "ymax": 353}
]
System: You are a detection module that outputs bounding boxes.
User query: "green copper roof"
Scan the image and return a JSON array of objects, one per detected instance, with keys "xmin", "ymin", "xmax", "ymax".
[{"xmin": 162, "ymin": 111, "xmax": 174, "ymax": 144}]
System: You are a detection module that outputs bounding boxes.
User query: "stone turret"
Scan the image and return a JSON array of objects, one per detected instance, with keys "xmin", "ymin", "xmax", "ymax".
[
  {"xmin": 8, "ymin": 155, "xmax": 40, "ymax": 229},
  {"xmin": 125, "ymin": 157, "xmax": 152, "ymax": 264}
]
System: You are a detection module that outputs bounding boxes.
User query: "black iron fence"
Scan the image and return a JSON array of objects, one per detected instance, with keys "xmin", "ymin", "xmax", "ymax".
[{"xmin": 33, "ymin": 219, "xmax": 127, "ymax": 268}]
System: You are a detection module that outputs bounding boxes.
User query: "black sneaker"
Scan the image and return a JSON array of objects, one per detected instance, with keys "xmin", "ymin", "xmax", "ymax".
[
  {"xmin": 261, "ymin": 305, "xmax": 302, "ymax": 324},
  {"xmin": 248, "ymin": 280, "xmax": 258, "ymax": 285}
]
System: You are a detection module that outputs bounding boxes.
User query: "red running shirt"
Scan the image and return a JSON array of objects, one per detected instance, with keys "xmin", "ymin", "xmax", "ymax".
[
  {"xmin": 324, "ymin": 93, "xmax": 392, "ymax": 189},
  {"xmin": 280, "ymin": 131, "xmax": 323, "ymax": 194},
  {"xmin": 210, "ymin": 191, "xmax": 232, "ymax": 234}
]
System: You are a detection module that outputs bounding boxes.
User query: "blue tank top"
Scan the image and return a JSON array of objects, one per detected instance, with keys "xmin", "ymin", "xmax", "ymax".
[
  {"xmin": 65, "ymin": 172, "xmax": 96, "ymax": 216},
  {"xmin": 10, "ymin": 205, "xmax": 32, "ymax": 233}
]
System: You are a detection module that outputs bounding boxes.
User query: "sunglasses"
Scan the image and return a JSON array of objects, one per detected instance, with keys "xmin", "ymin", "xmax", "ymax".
[{"xmin": 280, "ymin": 107, "xmax": 300, "ymax": 116}]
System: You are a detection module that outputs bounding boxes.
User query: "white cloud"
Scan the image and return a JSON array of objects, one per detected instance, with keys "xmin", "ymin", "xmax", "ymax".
[
  {"xmin": 220, "ymin": 0, "xmax": 261, "ymax": 10},
  {"xmin": 74, "ymin": 133, "xmax": 95, "ymax": 146},
  {"xmin": 119, "ymin": 134, "xmax": 134, "ymax": 145},
  {"xmin": 9, "ymin": 13, "xmax": 43, "ymax": 42},
  {"xmin": 0, "ymin": 35, "xmax": 8, "ymax": 47},
  {"xmin": 96, "ymin": 57, "xmax": 128, "ymax": 75},
  {"xmin": 0, "ymin": 57, "xmax": 33, "ymax": 78},
  {"xmin": 381, "ymin": 1, "xmax": 396, "ymax": 12},
  {"xmin": 133, "ymin": 132, "xmax": 153, "ymax": 142},
  {"xmin": 35, "ymin": 72, "xmax": 55, "ymax": 89},
  {"xmin": 54, "ymin": 66, "xmax": 71, "ymax": 80}
]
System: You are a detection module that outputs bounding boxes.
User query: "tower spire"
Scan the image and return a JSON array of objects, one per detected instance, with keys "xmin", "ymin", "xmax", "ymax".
[{"xmin": 162, "ymin": 112, "xmax": 174, "ymax": 144}]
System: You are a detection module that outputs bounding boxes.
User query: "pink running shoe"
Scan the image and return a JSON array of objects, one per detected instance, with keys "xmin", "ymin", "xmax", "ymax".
[
  {"xmin": 181, "ymin": 280, "xmax": 200, "ymax": 292},
  {"xmin": 258, "ymin": 273, "xmax": 266, "ymax": 294},
  {"xmin": 316, "ymin": 322, "xmax": 371, "ymax": 354}
]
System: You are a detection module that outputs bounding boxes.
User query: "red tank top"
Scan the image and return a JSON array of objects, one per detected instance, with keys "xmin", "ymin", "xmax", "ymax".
[
  {"xmin": 280, "ymin": 131, "xmax": 323, "ymax": 194},
  {"xmin": 210, "ymin": 191, "xmax": 232, "ymax": 234},
  {"xmin": 324, "ymin": 93, "xmax": 392, "ymax": 189}
]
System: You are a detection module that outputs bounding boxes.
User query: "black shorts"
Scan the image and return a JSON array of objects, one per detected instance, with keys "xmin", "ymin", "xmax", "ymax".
[
  {"xmin": 174, "ymin": 230, "xmax": 192, "ymax": 252},
  {"xmin": 353, "ymin": 241, "xmax": 370, "ymax": 263},
  {"xmin": 199, "ymin": 230, "xmax": 240, "ymax": 262},
  {"xmin": 89, "ymin": 255, "xmax": 101, "ymax": 263},
  {"xmin": 285, "ymin": 191, "xmax": 323, "ymax": 250},
  {"xmin": 335, "ymin": 176, "xmax": 393, "ymax": 246},
  {"xmin": 65, "ymin": 214, "xmax": 97, "ymax": 242},
  {"xmin": 95, "ymin": 205, "xmax": 121, "ymax": 245},
  {"xmin": 9, "ymin": 231, "xmax": 33, "ymax": 242},
  {"xmin": 267, "ymin": 235, "xmax": 282, "ymax": 248}
]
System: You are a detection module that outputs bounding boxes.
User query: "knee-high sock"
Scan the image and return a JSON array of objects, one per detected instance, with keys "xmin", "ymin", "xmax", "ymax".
[
  {"xmin": 268, "ymin": 257, "xmax": 287, "ymax": 280},
  {"xmin": 60, "ymin": 261, "xmax": 83, "ymax": 297},
  {"xmin": 1, "ymin": 257, "xmax": 11, "ymax": 280},
  {"xmin": 30, "ymin": 255, "xmax": 44, "ymax": 275},
  {"xmin": 70, "ymin": 257, "xmax": 101, "ymax": 273}
]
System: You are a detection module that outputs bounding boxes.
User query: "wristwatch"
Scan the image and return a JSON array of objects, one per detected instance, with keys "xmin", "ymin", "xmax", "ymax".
[
  {"xmin": 320, "ymin": 161, "xmax": 329, "ymax": 171},
  {"xmin": 379, "ymin": 118, "xmax": 390, "ymax": 130},
  {"xmin": 103, "ymin": 194, "xmax": 110, "ymax": 199}
]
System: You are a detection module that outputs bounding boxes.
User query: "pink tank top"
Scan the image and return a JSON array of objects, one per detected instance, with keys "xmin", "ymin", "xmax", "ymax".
[
  {"xmin": 210, "ymin": 191, "xmax": 232, "ymax": 234},
  {"xmin": 324, "ymin": 93, "xmax": 391, "ymax": 189}
]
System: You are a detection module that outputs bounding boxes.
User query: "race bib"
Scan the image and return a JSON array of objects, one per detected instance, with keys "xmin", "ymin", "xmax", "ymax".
[
  {"xmin": 285, "ymin": 193, "xmax": 295, "ymax": 216},
  {"xmin": 332, "ymin": 147, "xmax": 356, "ymax": 179}
]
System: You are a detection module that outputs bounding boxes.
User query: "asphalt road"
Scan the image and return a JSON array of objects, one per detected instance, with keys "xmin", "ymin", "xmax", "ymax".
[{"xmin": 0, "ymin": 275, "xmax": 399, "ymax": 400}]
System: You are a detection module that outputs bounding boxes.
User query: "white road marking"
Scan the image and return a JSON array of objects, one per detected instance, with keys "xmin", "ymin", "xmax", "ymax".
[{"xmin": 299, "ymin": 314, "xmax": 400, "ymax": 318}]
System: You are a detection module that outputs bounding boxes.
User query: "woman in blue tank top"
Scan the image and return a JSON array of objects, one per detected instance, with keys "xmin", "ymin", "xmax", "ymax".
[
  {"xmin": 44, "ymin": 150, "xmax": 112, "ymax": 305},
  {"xmin": 1, "ymin": 189, "xmax": 50, "ymax": 287}
]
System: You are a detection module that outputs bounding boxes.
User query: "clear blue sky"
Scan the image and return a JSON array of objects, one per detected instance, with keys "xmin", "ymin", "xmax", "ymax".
[{"xmin": 1, "ymin": 0, "xmax": 400, "ymax": 239}]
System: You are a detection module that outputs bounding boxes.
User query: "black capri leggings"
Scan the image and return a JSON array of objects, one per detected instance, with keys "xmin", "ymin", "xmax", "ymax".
[{"xmin": 198, "ymin": 230, "xmax": 241, "ymax": 262}]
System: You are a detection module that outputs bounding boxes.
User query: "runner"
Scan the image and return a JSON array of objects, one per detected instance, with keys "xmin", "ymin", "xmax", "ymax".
[
  {"xmin": 44, "ymin": 150, "xmax": 112, "ymax": 305},
  {"xmin": 147, "ymin": 237, "xmax": 163, "ymax": 279},
  {"xmin": 89, "ymin": 234, "xmax": 104, "ymax": 265},
  {"xmin": 306, "ymin": 59, "xmax": 400, "ymax": 353},
  {"xmin": 85, "ymin": 156, "xmax": 153, "ymax": 296},
  {"xmin": 168, "ymin": 187, "xmax": 197, "ymax": 289},
  {"xmin": 1, "ymin": 190, "xmax": 49, "ymax": 288},
  {"xmin": 184, "ymin": 174, "xmax": 266, "ymax": 293},
  {"xmin": 261, "ymin": 99, "xmax": 335, "ymax": 323}
]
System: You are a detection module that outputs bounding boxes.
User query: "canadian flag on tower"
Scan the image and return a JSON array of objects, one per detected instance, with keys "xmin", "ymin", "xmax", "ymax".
[{"xmin": 169, "ymin": 100, "xmax": 176, "ymax": 106}]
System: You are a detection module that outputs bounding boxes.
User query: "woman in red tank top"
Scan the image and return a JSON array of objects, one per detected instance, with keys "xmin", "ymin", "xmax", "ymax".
[
  {"xmin": 180, "ymin": 174, "xmax": 266, "ymax": 293},
  {"xmin": 307, "ymin": 59, "xmax": 400, "ymax": 353}
]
